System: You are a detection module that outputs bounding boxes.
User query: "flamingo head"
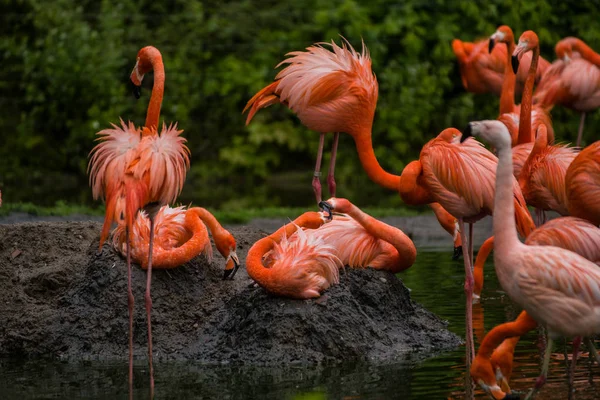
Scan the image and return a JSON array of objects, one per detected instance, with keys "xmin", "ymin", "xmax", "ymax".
[
  {"xmin": 215, "ymin": 231, "xmax": 240, "ymax": 280},
  {"xmin": 489, "ymin": 25, "xmax": 514, "ymax": 53},
  {"xmin": 320, "ymin": 197, "xmax": 353, "ymax": 215},
  {"xmin": 461, "ymin": 120, "xmax": 511, "ymax": 151},
  {"xmin": 130, "ymin": 46, "xmax": 162, "ymax": 99},
  {"xmin": 471, "ymin": 356, "xmax": 516, "ymax": 399},
  {"xmin": 437, "ymin": 127, "xmax": 462, "ymax": 144},
  {"xmin": 555, "ymin": 37, "xmax": 578, "ymax": 62},
  {"xmin": 512, "ymin": 30, "xmax": 539, "ymax": 73}
]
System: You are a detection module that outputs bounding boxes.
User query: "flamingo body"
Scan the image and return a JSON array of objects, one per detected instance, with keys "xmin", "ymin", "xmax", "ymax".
[{"xmin": 566, "ymin": 141, "xmax": 600, "ymax": 225}]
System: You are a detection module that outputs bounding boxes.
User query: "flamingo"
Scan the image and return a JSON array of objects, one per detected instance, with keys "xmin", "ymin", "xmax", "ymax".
[
  {"xmin": 489, "ymin": 27, "xmax": 554, "ymax": 147},
  {"xmin": 461, "ymin": 119, "xmax": 600, "ymax": 399},
  {"xmin": 244, "ymin": 39, "xmax": 461, "ymax": 255},
  {"xmin": 87, "ymin": 46, "xmax": 190, "ymax": 393},
  {"xmin": 246, "ymin": 197, "xmax": 416, "ymax": 299},
  {"xmin": 451, "ymin": 36, "xmax": 549, "ymax": 97},
  {"xmin": 566, "ymin": 140, "xmax": 600, "ymax": 226},
  {"xmin": 517, "ymin": 124, "xmax": 577, "ymax": 225},
  {"xmin": 111, "ymin": 206, "xmax": 240, "ymax": 277},
  {"xmin": 534, "ymin": 37, "xmax": 600, "ymax": 146}
]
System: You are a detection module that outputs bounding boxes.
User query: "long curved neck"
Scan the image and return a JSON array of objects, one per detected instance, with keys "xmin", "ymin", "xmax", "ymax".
[
  {"xmin": 574, "ymin": 39, "xmax": 600, "ymax": 66},
  {"xmin": 473, "ymin": 235, "xmax": 495, "ymax": 296},
  {"xmin": 517, "ymin": 46, "xmax": 539, "ymax": 144},
  {"xmin": 191, "ymin": 207, "xmax": 227, "ymax": 238},
  {"xmin": 352, "ymin": 129, "xmax": 401, "ymax": 191},
  {"xmin": 145, "ymin": 53, "xmax": 165, "ymax": 130},
  {"xmin": 345, "ymin": 202, "xmax": 417, "ymax": 270},
  {"xmin": 477, "ymin": 311, "xmax": 537, "ymax": 358},
  {"xmin": 398, "ymin": 161, "xmax": 435, "ymax": 205},
  {"xmin": 494, "ymin": 140, "xmax": 522, "ymax": 257},
  {"xmin": 246, "ymin": 212, "xmax": 325, "ymax": 285},
  {"xmin": 499, "ymin": 41, "xmax": 516, "ymax": 115}
]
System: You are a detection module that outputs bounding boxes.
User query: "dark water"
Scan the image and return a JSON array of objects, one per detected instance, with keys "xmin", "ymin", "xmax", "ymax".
[{"xmin": 1, "ymin": 250, "xmax": 599, "ymax": 399}]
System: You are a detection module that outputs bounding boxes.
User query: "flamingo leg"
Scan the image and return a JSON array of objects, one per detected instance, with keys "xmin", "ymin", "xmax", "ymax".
[
  {"xmin": 458, "ymin": 219, "xmax": 475, "ymax": 365},
  {"xmin": 327, "ymin": 132, "xmax": 340, "ymax": 197},
  {"xmin": 568, "ymin": 336, "xmax": 582, "ymax": 395},
  {"xmin": 576, "ymin": 112, "xmax": 586, "ymax": 147},
  {"xmin": 126, "ymin": 226, "xmax": 134, "ymax": 396},
  {"xmin": 145, "ymin": 216, "xmax": 156, "ymax": 396},
  {"xmin": 584, "ymin": 338, "xmax": 600, "ymax": 365},
  {"xmin": 313, "ymin": 133, "xmax": 325, "ymax": 204},
  {"xmin": 525, "ymin": 337, "xmax": 554, "ymax": 400},
  {"xmin": 468, "ymin": 223, "xmax": 474, "ymax": 272}
]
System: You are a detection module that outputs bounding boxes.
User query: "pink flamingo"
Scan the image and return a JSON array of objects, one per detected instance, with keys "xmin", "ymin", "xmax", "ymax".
[
  {"xmin": 244, "ymin": 39, "xmax": 462, "ymax": 255},
  {"xmin": 246, "ymin": 197, "xmax": 416, "ymax": 299},
  {"xmin": 88, "ymin": 46, "xmax": 190, "ymax": 392},
  {"xmin": 566, "ymin": 140, "xmax": 600, "ymax": 226},
  {"xmin": 534, "ymin": 37, "xmax": 600, "ymax": 146},
  {"xmin": 111, "ymin": 205, "xmax": 239, "ymax": 277},
  {"xmin": 517, "ymin": 124, "xmax": 578, "ymax": 224},
  {"xmin": 461, "ymin": 119, "xmax": 600, "ymax": 399},
  {"xmin": 452, "ymin": 36, "xmax": 549, "ymax": 97}
]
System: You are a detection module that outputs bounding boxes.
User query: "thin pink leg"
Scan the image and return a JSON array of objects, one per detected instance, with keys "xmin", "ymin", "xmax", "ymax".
[
  {"xmin": 569, "ymin": 336, "xmax": 582, "ymax": 395},
  {"xmin": 458, "ymin": 219, "xmax": 475, "ymax": 366},
  {"xmin": 145, "ymin": 216, "xmax": 156, "ymax": 396},
  {"xmin": 576, "ymin": 112, "xmax": 586, "ymax": 147},
  {"xmin": 327, "ymin": 132, "xmax": 340, "ymax": 197},
  {"xmin": 126, "ymin": 227, "xmax": 134, "ymax": 398},
  {"xmin": 468, "ymin": 223, "xmax": 474, "ymax": 276},
  {"xmin": 313, "ymin": 133, "xmax": 325, "ymax": 204}
]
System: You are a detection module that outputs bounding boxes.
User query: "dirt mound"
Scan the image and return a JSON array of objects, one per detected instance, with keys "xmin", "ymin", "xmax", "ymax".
[{"xmin": 0, "ymin": 221, "xmax": 461, "ymax": 365}]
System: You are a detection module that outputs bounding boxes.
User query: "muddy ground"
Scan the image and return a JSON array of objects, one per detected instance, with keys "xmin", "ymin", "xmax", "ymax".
[{"xmin": 0, "ymin": 214, "xmax": 467, "ymax": 366}]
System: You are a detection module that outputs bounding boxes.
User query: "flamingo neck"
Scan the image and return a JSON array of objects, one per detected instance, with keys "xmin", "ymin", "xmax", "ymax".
[
  {"xmin": 398, "ymin": 161, "xmax": 434, "ymax": 205},
  {"xmin": 246, "ymin": 212, "xmax": 325, "ymax": 287},
  {"xmin": 517, "ymin": 46, "xmax": 539, "ymax": 144},
  {"xmin": 473, "ymin": 235, "xmax": 495, "ymax": 296},
  {"xmin": 191, "ymin": 207, "xmax": 226, "ymax": 238},
  {"xmin": 344, "ymin": 201, "xmax": 416, "ymax": 270},
  {"xmin": 499, "ymin": 41, "xmax": 516, "ymax": 115},
  {"xmin": 477, "ymin": 311, "xmax": 537, "ymax": 358},
  {"xmin": 352, "ymin": 129, "xmax": 401, "ymax": 191},
  {"xmin": 144, "ymin": 52, "xmax": 165, "ymax": 131},
  {"xmin": 493, "ymin": 139, "xmax": 522, "ymax": 258},
  {"xmin": 574, "ymin": 39, "xmax": 600, "ymax": 66}
]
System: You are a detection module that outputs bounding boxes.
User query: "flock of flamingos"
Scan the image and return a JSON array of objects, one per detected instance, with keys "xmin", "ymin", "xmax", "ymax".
[{"xmin": 85, "ymin": 24, "xmax": 600, "ymax": 399}]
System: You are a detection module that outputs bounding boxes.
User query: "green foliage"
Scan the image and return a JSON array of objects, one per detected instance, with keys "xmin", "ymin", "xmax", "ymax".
[{"xmin": 1, "ymin": 0, "xmax": 598, "ymax": 208}]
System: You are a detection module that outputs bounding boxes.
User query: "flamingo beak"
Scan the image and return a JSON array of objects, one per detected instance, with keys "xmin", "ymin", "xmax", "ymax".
[
  {"xmin": 460, "ymin": 123, "xmax": 473, "ymax": 143},
  {"xmin": 318, "ymin": 201, "xmax": 334, "ymax": 220},
  {"xmin": 488, "ymin": 38, "xmax": 495, "ymax": 54},
  {"xmin": 130, "ymin": 59, "xmax": 143, "ymax": 99},
  {"xmin": 223, "ymin": 251, "xmax": 240, "ymax": 280},
  {"xmin": 511, "ymin": 55, "xmax": 520, "ymax": 74},
  {"xmin": 499, "ymin": 376, "xmax": 512, "ymax": 395},
  {"xmin": 132, "ymin": 83, "xmax": 141, "ymax": 99}
]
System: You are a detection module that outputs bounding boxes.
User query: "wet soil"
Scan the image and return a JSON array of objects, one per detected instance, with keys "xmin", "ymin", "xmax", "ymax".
[{"xmin": 0, "ymin": 218, "xmax": 462, "ymax": 366}]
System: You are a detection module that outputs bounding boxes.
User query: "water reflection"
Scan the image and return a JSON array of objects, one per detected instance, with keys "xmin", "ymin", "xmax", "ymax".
[{"xmin": 1, "ymin": 250, "xmax": 599, "ymax": 399}]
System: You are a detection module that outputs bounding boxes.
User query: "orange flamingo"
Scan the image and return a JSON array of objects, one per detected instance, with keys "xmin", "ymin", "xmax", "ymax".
[
  {"xmin": 490, "ymin": 27, "xmax": 554, "ymax": 147},
  {"xmin": 88, "ymin": 46, "xmax": 190, "ymax": 392},
  {"xmin": 111, "ymin": 206, "xmax": 240, "ymax": 277},
  {"xmin": 462, "ymin": 119, "xmax": 600, "ymax": 399},
  {"xmin": 246, "ymin": 197, "xmax": 416, "ymax": 299},
  {"xmin": 534, "ymin": 37, "xmax": 600, "ymax": 146},
  {"xmin": 244, "ymin": 39, "xmax": 462, "ymax": 255},
  {"xmin": 566, "ymin": 140, "xmax": 600, "ymax": 226},
  {"xmin": 517, "ymin": 124, "xmax": 577, "ymax": 224},
  {"xmin": 452, "ymin": 36, "xmax": 549, "ymax": 97}
]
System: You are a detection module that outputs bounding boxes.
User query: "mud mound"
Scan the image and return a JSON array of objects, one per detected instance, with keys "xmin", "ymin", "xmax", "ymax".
[{"xmin": 0, "ymin": 221, "xmax": 461, "ymax": 365}]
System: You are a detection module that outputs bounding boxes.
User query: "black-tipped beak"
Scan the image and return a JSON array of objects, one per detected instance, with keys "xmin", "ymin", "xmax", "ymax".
[
  {"xmin": 318, "ymin": 201, "xmax": 334, "ymax": 220},
  {"xmin": 223, "ymin": 252, "xmax": 240, "ymax": 280},
  {"xmin": 132, "ymin": 81, "xmax": 141, "ymax": 99},
  {"xmin": 452, "ymin": 246, "xmax": 463, "ymax": 261},
  {"xmin": 511, "ymin": 55, "xmax": 519, "ymax": 74},
  {"xmin": 460, "ymin": 124, "xmax": 473, "ymax": 143},
  {"xmin": 488, "ymin": 39, "xmax": 495, "ymax": 54}
]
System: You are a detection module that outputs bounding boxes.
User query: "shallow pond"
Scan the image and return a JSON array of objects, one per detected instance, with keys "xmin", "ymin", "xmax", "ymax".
[{"xmin": 1, "ymin": 249, "xmax": 599, "ymax": 399}]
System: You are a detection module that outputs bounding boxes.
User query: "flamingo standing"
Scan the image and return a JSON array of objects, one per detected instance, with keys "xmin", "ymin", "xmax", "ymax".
[
  {"xmin": 534, "ymin": 37, "xmax": 600, "ymax": 146},
  {"xmin": 246, "ymin": 197, "xmax": 416, "ymax": 299},
  {"xmin": 566, "ymin": 141, "xmax": 600, "ymax": 226},
  {"xmin": 244, "ymin": 39, "xmax": 461, "ymax": 255},
  {"xmin": 111, "ymin": 206, "xmax": 240, "ymax": 277},
  {"xmin": 517, "ymin": 124, "xmax": 577, "ymax": 225},
  {"xmin": 88, "ymin": 46, "xmax": 190, "ymax": 393},
  {"xmin": 461, "ymin": 119, "xmax": 600, "ymax": 399},
  {"xmin": 452, "ymin": 36, "xmax": 549, "ymax": 97}
]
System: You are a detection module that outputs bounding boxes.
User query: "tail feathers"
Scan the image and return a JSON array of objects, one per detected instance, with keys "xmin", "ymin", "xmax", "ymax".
[
  {"xmin": 243, "ymin": 81, "xmax": 281, "ymax": 125},
  {"xmin": 514, "ymin": 196, "xmax": 535, "ymax": 238}
]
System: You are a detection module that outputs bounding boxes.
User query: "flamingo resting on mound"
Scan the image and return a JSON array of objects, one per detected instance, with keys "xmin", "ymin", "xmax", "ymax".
[
  {"xmin": 534, "ymin": 37, "xmax": 600, "ymax": 146},
  {"xmin": 566, "ymin": 141, "xmax": 600, "ymax": 226},
  {"xmin": 87, "ymin": 46, "xmax": 190, "ymax": 393},
  {"xmin": 462, "ymin": 119, "xmax": 600, "ymax": 399},
  {"xmin": 246, "ymin": 197, "xmax": 416, "ymax": 299},
  {"xmin": 244, "ymin": 39, "xmax": 461, "ymax": 255},
  {"xmin": 111, "ymin": 205, "xmax": 240, "ymax": 277}
]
